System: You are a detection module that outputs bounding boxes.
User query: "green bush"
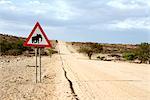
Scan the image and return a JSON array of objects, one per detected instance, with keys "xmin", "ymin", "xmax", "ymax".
[
  {"xmin": 135, "ymin": 43, "xmax": 150, "ymax": 63},
  {"xmin": 122, "ymin": 43, "xmax": 149, "ymax": 63},
  {"xmin": 123, "ymin": 53, "xmax": 136, "ymax": 61}
]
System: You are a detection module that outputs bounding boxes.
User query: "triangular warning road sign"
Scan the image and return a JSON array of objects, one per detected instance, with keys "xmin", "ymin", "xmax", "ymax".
[{"xmin": 23, "ymin": 22, "xmax": 52, "ymax": 48}]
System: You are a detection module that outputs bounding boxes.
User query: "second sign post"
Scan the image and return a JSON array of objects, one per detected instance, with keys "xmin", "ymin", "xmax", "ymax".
[{"xmin": 35, "ymin": 47, "xmax": 42, "ymax": 83}]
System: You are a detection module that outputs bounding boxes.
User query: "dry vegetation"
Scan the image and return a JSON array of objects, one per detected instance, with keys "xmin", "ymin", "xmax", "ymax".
[
  {"xmin": 68, "ymin": 42, "xmax": 150, "ymax": 64},
  {"xmin": 0, "ymin": 34, "xmax": 58, "ymax": 57},
  {"xmin": 0, "ymin": 33, "xmax": 149, "ymax": 63},
  {"xmin": 0, "ymin": 34, "xmax": 33, "ymax": 56}
]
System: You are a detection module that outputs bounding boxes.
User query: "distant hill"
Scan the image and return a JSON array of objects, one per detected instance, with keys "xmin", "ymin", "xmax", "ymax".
[
  {"xmin": 0, "ymin": 33, "xmax": 58, "ymax": 56},
  {"xmin": 0, "ymin": 33, "xmax": 26, "ymax": 42},
  {"xmin": 0, "ymin": 33, "xmax": 33, "ymax": 56}
]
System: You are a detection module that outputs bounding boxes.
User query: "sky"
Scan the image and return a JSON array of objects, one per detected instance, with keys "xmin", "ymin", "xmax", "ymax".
[{"xmin": 0, "ymin": 0, "xmax": 150, "ymax": 44}]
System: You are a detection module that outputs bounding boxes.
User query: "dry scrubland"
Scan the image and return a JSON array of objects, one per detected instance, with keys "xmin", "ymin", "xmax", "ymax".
[
  {"xmin": 68, "ymin": 41, "xmax": 150, "ymax": 64},
  {"xmin": 0, "ymin": 34, "xmax": 150, "ymax": 100}
]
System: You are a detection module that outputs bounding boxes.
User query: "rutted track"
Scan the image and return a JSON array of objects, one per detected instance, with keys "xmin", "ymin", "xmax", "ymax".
[
  {"xmin": 62, "ymin": 67, "xmax": 79, "ymax": 100},
  {"xmin": 58, "ymin": 42, "xmax": 79, "ymax": 100},
  {"xmin": 57, "ymin": 41, "xmax": 150, "ymax": 100}
]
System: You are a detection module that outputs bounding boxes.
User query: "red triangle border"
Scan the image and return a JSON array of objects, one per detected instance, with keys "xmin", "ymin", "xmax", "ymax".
[{"xmin": 23, "ymin": 22, "xmax": 52, "ymax": 48}]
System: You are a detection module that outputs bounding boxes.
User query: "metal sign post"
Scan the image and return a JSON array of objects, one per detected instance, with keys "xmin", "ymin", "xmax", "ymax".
[
  {"xmin": 35, "ymin": 48, "xmax": 42, "ymax": 83},
  {"xmin": 39, "ymin": 48, "xmax": 42, "ymax": 82},
  {"xmin": 35, "ymin": 48, "xmax": 38, "ymax": 83}
]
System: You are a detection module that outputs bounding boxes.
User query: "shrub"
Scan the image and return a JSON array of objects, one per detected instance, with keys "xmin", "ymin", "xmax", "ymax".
[
  {"xmin": 0, "ymin": 39, "xmax": 32, "ymax": 55},
  {"xmin": 78, "ymin": 44, "xmax": 103, "ymax": 60},
  {"xmin": 135, "ymin": 43, "xmax": 150, "ymax": 63},
  {"xmin": 48, "ymin": 49, "xmax": 58, "ymax": 57},
  {"xmin": 91, "ymin": 43, "xmax": 103, "ymax": 53},
  {"xmin": 78, "ymin": 47, "xmax": 93, "ymax": 59},
  {"xmin": 123, "ymin": 53, "xmax": 136, "ymax": 61}
]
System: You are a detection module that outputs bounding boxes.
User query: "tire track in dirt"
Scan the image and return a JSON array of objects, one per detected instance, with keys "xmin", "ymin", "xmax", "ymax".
[{"xmin": 58, "ymin": 42, "xmax": 79, "ymax": 100}]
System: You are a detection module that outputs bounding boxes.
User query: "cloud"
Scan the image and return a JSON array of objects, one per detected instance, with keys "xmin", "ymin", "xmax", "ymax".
[
  {"xmin": 0, "ymin": 0, "xmax": 79, "ymax": 20},
  {"xmin": 51, "ymin": 0, "xmax": 78, "ymax": 20},
  {"xmin": 107, "ymin": 0, "xmax": 150, "ymax": 10},
  {"xmin": 0, "ymin": 0, "xmax": 12, "ymax": 4},
  {"xmin": 0, "ymin": 0, "xmax": 18, "ymax": 11},
  {"xmin": 0, "ymin": 0, "xmax": 149, "ymax": 43},
  {"xmin": 109, "ymin": 17, "xmax": 150, "ymax": 30}
]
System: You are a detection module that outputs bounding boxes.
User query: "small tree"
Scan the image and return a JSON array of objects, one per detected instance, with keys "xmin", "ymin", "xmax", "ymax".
[
  {"xmin": 78, "ymin": 47, "xmax": 93, "ymax": 59},
  {"xmin": 78, "ymin": 43, "xmax": 103, "ymax": 60},
  {"xmin": 91, "ymin": 43, "xmax": 103, "ymax": 53}
]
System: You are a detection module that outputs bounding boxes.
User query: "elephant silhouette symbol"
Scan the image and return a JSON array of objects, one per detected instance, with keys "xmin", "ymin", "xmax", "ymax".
[{"xmin": 32, "ymin": 34, "xmax": 42, "ymax": 43}]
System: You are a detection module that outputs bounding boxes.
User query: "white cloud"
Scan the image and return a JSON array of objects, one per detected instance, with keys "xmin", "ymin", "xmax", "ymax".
[
  {"xmin": 107, "ymin": 0, "xmax": 150, "ymax": 10},
  {"xmin": 27, "ymin": 0, "xmax": 78, "ymax": 19},
  {"xmin": 51, "ymin": 0, "xmax": 78, "ymax": 20},
  {"xmin": 0, "ymin": 0, "xmax": 78, "ymax": 19},
  {"xmin": 0, "ymin": 0, "xmax": 18, "ymax": 11},
  {"xmin": 22, "ymin": 1, "xmax": 51, "ymax": 15},
  {"xmin": 110, "ymin": 17, "xmax": 150, "ymax": 30},
  {"xmin": 29, "ymin": 0, "xmax": 40, "ymax": 5},
  {"xmin": 0, "ymin": 0, "xmax": 49, "ymax": 14},
  {"xmin": 0, "ymin": 0, "xmax": 12, "ymax": 4}
]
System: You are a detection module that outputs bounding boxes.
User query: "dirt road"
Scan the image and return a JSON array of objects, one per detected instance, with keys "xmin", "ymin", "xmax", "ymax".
[
  {"xmin": 0, "ymin": 41, "xmax": 150, "ymax": 100},
  {"xmin": 57, "ymin": 41, "xmax": 150, "ymax": 100}
]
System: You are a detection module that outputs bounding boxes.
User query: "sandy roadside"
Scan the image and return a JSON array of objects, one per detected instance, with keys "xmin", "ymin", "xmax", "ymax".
[{"xmin": 0, "ymin": 54, "xmax": 75, "ymax": 100}]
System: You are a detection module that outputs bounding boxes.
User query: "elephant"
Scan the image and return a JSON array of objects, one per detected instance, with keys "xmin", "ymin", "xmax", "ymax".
[{"xmin": 32, "ymin": 34, "xmax": 42, "ymax": 43}]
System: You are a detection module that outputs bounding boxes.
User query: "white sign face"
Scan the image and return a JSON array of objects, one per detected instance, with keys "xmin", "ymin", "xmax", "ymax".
[
  {"xmin": 28, "ymin": 27, "xmax": 49, "ymax": 45},
  {"xmin": 23, "ymin": 22, "xmax": 52, "ymax": 47}
]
